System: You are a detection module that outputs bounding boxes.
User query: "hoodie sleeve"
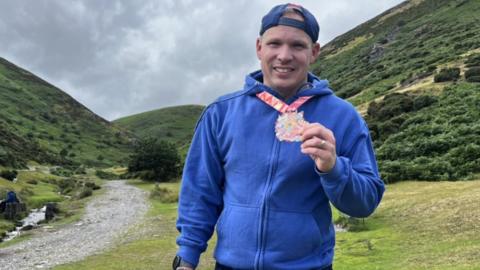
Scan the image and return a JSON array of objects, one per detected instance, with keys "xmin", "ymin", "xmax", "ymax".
[
  {"xmin": 319, "ymin": 118, "xmax": 385, "ymax": 218},
  {"xmin": 175, "ymin": 106, "xmax": 224, "ymax": 267}
]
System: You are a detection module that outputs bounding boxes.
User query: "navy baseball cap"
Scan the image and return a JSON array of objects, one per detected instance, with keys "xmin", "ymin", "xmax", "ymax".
[{"xmin": 259, "ymin": 3, "xmax": 320, "ymax": 42}]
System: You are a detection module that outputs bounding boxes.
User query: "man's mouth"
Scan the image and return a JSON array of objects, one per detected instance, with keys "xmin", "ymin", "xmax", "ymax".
[{"xmin": 274, "ymin": 67, "xmax": 294, "ymax": 73}]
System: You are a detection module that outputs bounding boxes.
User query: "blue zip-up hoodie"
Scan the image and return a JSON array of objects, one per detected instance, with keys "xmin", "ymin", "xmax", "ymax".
[{"xmin": 176, "ymin": 71, "xmax": 385, "ymax": 269}]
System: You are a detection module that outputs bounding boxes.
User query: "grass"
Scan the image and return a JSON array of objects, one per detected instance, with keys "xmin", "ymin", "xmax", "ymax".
[
  {"xmin": 334, "ymin": 180, "xmax": 480, "ymax": 270},
  {"xmin": 0, "ymin": 169, "xmax": 105, "ymax": 247},
  {"xmin": 53, "ymin": 179, "xmax": 480, "ymax": 270}
]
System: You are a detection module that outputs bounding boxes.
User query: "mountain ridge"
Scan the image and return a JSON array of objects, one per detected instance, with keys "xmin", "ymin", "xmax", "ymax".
[{"xmin": 0, "ymin": 57, "xmax": 132, "ymax": 168}]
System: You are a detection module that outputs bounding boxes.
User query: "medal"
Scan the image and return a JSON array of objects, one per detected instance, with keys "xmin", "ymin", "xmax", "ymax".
[
  {"xmin": 256, "ymin": 91, "xmax": 313, "ymax": 142},
  {"xmin": 275, "ymin": 111, "xmax": 308, "ymax": 142}
]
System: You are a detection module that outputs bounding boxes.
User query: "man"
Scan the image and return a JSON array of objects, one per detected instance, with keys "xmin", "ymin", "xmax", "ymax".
[
  {"xmin": 174, "ymin": 3, "xmax": 384, "ymax": 270},
  {"xmin": 0, "ymin": 191, "xmax": 20, "ymax": 213}
]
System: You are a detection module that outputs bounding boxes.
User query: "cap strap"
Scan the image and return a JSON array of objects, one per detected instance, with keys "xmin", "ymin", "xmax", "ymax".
[{"xmin": 277, "ymin": 17, "xmax": 306, "ymax": 32}]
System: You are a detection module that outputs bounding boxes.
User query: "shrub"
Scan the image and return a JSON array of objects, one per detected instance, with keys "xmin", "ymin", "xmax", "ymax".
[
  {"xmin": 149, "ymin": 184, "xmax": 178, "ymax": 203},
  {"xmin": 128, "ymin": 138, "xmax": 181, "ymax": 182},
  {"xmin": 57, "ymin": 178, "xmax": 78, "ymax": 194},
  {"xmin": 50, "ymin": 167, "xmax": 73, "ymax": 177},
  {"xmin": 367, "ymin": 93, "xmax": 413, "ymax": 121},
  {"xmin": 466, "ymin": 76, "xmax": 480, "ymax": 83},
  {"xmin": 426, "ymin": 65, "xmax": 437, "ymax": 72},
  {"xmin": 95, "ymin": 170, "xmax": 117, "ymax": 180},
  {"xmin": 434, "ymin": 68, "xmax": 460, "ymax": 82},
  {"xmin": 465, "ymin": 67, "xmax": 480, "ymax": 80},
  {"xmin": 413, "ymin": 95, "xmax": 438, "ymax": 111},
  {"xmin": 76, "ymin": 187, "xmax": 93, "ymax": 199},
  {"xmin": 85, "ymin": 182, "xmax": 101, "ymax": 190},
  {"xmin": 0, "ymin": 170, "xmax": 18, "ymax": 181},
  {"xmin": 74, "ymin": 166, "xmax": 87, "ymax": 175}
]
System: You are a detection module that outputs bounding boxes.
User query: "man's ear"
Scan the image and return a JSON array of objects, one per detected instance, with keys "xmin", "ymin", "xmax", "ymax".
[
  {"xmin": 310, "ymin": 42, "xmax": 321, "ymax": 64},
  {"xmin": 256, "ymin": 37, "xmax": 262, "ymax": 60}
]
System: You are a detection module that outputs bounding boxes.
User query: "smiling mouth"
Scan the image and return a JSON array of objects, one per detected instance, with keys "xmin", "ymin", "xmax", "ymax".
[{"xmin": 274, "ymin": 67, "xmax": 294, "ymax": 73}]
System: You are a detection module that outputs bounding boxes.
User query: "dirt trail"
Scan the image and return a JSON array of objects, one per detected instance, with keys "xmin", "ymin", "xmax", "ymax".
[{"xmin": 0, "ymin": 180, "xmax": 149, "ymax": 270}]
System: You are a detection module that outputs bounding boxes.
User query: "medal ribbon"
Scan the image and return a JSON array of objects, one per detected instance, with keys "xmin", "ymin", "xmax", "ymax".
[{"xmin": 256, "ymin": 91, "xmax": 313, "ymax": 113}]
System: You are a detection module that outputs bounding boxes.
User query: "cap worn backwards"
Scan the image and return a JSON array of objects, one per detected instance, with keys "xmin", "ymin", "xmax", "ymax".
[{"xmin": 259, "ymin": 3, "xmax": 320, "ymax": 42}]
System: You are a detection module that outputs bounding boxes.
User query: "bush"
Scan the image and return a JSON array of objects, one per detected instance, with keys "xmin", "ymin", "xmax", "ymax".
[
  {"xmin": 76, "ymin": 187, "xmax": 93, "ymax": 199},
  {"xmin": 413, "ymin": 95, "xmax": 438, "ymax": 111},
  {"xmin": 128, "ymin": 138, "xmax": 181, "ymax": 182},
  {"xmin": 434, "ymin": 68, "xmax": 460, "ymax": 82},
  {"xmin": 367, "ymin": 93, "xmax": 413, "ymax": 121},
  {"xmin": 149, "ymin": 184, "xmax": 178, "ymax": 203},
  {"xmin": 95, "ymin": 170, "xmax": 118, "ymax": 180},
  {"xmin": 466, "ymin": 76, "xmax": 480, "ymax": 83},
  {"xmin": 0, "ymin": 170, "xmax": 18, "ymax": 181},
  {"xmin": 465, "ymin": 67, "xmax": 480, "ymax": 79},
  {"xmin": 57, "ymin": 178, "xmax": 78, "ymax": 194},
  {"xmin": 85, "ymin": 182, "xmax": 101, "ymax": 190},
  {"xmin": 50, "ymin": 167, "xmax": 73, "ymax": 177},
  {"xmin": 74, "ymin": 166, "xmax": 87, "ymax": 175}
]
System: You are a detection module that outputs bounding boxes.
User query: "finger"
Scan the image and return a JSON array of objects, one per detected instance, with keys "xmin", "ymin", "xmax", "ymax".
[
  {"xmin": 301, "ymin": 136, "xmax": 329, "ymax": 150},
  {"xmin": 301, "ymin": 146, "xmax": 329, "ymax": 160},
  {"xmin": 303, "ymin": 124, "xmax": 334, "ymax": 143},
  {"xmin": 301, "ymin": 123, "xmax": 335, "ymax": 144}
]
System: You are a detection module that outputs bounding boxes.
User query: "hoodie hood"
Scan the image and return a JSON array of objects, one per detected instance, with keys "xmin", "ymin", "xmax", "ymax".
[{"xmin": 244, "ymin": 70, "xmax": 333, "ymax": 99}]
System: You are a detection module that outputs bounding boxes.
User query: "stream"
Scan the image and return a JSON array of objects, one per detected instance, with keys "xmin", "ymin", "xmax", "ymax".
[{"xmin": 3, "ymin": 206, "xmax": 47, "ymax": 242}]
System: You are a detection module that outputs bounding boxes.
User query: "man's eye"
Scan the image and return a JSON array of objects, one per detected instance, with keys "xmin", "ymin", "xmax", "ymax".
[{"xmin": 268, "ymin": 42, "xmax": 280, "ymax": 46}]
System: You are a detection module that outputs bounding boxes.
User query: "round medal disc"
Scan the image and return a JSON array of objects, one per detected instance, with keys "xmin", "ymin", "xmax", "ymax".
[{"xmin": 275, "ymin": 111, "xmax": 308, "ymax": 142}]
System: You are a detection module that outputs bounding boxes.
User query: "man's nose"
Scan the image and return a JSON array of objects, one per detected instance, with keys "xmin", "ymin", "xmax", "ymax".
[{"xmin": 277, "ymin": 45, "xmax": 293, "ymax": 62}]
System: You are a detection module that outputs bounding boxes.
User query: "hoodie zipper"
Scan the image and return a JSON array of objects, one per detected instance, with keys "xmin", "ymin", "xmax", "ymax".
[{"xmin": 255, "ymin": 137, "xmax": 280, "ymax": 270}]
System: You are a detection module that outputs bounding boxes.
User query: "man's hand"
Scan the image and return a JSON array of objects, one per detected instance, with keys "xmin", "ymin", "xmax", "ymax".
[
  {"xmin": 176, "ymin": 262, "xmax": 194, "ymax": 270},
  {"xmin": 301, "ymin": 123, "xmax": 336, "ymax": 172}
]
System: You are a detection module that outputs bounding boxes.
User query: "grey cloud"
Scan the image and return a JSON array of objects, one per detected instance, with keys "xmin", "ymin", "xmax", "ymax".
[{"xmin": 0, "ymin": 0, "xmax": 404, "ymax": 120}]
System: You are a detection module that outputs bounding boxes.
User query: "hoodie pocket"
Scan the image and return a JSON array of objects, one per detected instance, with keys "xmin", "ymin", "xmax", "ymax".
[
  {"xmin": 265, "ymin": 210, "xmax": 322, "ymax": 261},
  {"xmin": 215, "ymin": 205, "xmax": 259, "ymax": 250}
]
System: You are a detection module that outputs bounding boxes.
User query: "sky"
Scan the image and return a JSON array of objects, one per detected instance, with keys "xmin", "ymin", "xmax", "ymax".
[{"xmin": 0, "ymin": 0, "xmax": 404, "ymax": 121}]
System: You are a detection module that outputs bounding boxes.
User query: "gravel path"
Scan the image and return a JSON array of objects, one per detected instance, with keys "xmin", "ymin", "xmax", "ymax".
[{"xmin": 0, "ymin": 180, "xmax": 149, "ymax": 270}]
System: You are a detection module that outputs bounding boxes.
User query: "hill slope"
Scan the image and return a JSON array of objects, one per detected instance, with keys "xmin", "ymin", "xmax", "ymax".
[
  {"xmin": 113, "ymin": 105, "xmax": 204, "ymax": 152},
  {"xmin": 312, "ymin": 0, "xmax": 480, "ymax": 182},
  {"xmin": 0, "ymin": 57, "xmax": 133, "ymax": 167}
]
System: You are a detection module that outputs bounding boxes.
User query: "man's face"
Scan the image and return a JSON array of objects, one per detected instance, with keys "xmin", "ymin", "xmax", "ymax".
[{"xmin": 256, "ymin": 19, "xmax": 320, "ymax": 98}]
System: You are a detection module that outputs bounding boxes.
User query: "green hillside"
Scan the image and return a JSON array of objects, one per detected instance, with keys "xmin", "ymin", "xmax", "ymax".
[
  {"xmin": 0, "ymin": 57, "xmax": 133, "ymax": 168},
  {"xmin": 113, "ymin": 105, "xmax": 204, "ymax": 155},
  {"xmin": 312, "ymin": 0, "xmax": 480, "ymax": 182}
]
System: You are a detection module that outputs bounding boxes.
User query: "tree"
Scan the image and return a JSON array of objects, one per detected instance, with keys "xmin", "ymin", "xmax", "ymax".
[{"xmin": 128, "ymin": 138, "xmax": 181, "ymax": 182}]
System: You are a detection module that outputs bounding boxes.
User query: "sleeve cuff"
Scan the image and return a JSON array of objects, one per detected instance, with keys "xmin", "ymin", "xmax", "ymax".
[
  {"xmin": 177, "ymin": 246, "xmax": 202, "ymax": 267},
  {"xmin": 315, "ymin": 156, "xmax": 344, "ymax": 182}
]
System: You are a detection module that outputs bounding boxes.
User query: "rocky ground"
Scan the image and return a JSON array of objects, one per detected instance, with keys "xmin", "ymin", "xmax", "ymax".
[{"xmin": 0, "ymin": 180, "xmax": 149, "ymax": 270}]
